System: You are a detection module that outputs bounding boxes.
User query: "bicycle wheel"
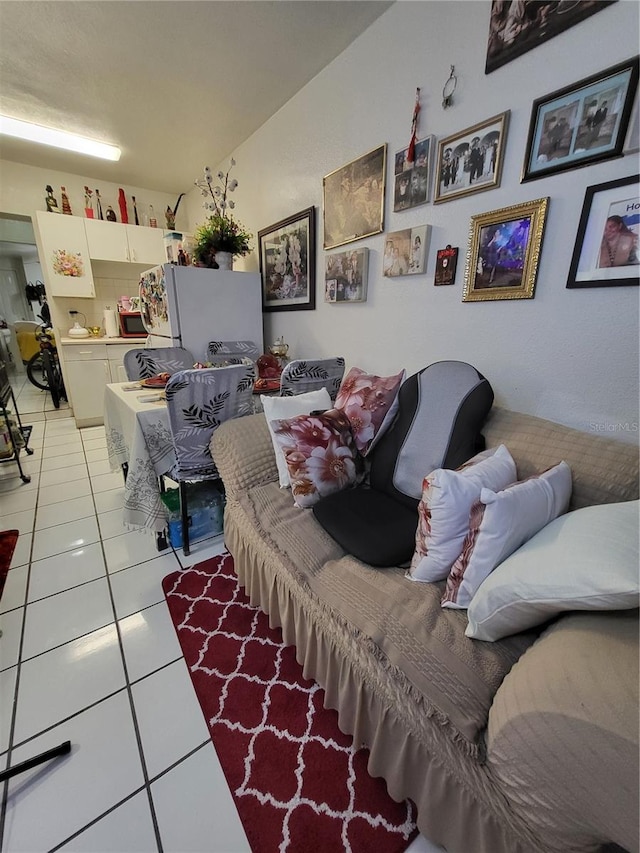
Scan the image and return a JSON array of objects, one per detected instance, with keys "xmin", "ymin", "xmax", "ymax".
[
  {"xmin": 26, "ymin": 352, "xmax": 50, "ymax": 391},
  {"xmin": 42, "ymin": 351, "xmax": 60, "ymax": 408}
]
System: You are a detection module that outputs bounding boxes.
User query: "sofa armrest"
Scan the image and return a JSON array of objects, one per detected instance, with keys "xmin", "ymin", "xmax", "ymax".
[
  {"xmin": 486, "ymin": 610, "xmax": 639, "ymax": 852},
  {"xmin": 211, "ymin": 412, "xmax": 278, "ymax": 499}
]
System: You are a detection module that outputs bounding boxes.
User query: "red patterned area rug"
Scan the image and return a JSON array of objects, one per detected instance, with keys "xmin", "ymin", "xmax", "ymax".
[
  {"xmin": 162, "ymin": 552, "xmax": 418, "ymax": 853},
  {"xmin": 0, "ymin": 529, "xmax": 19, "ymax": 602}
]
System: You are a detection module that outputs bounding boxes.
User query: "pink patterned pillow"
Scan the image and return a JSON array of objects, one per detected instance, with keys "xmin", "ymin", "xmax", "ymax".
[
  {"xmin": 270, "ymin": 409, "xmax": 362, "ymax": 508},
  {"xmin": 334, "ymin": 367, "xmax": 405, "ymax": 456}
]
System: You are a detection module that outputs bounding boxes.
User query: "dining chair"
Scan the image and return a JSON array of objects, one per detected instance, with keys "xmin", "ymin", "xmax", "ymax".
[
  {"xmin": 279, "ymin": 357, "xmax": 346, "ymax": 402},
  {"xmin": 123, "ymin": 346, "xmax": 194, "ymax": 380},
  {"xmin": 164, "ymin": 363, "xmax": 255, "ymax": 555},
  {"xmin": 206, "ymin": 340, "xmax": 260, "ymax": 366}
]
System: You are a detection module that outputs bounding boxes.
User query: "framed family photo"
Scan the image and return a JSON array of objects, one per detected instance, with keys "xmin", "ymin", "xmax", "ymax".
[
  {"xmin": 393, "ymin": 136, "xmax": 434, "ymax": 211},
  {"xmin": 567, "ymin": 174, "xmax": 639, "ymax": 289},
  {"xmin": 258, "ymin": 207, "xmax": 316, "ymax": 312},
  {"xmin": 434, "ymin": 112, "xmax": 509, "ymax": 204},
  {"xmin": 485, "ymin": 0, "xmax": 616, "ymax": 75},
  {"xmin": 323, "ymin": 145, "xmax": 386, "ymax": 250},
  {"xmin": 324, "ymin": 248, "xmax": 369, "ymax": 303},
  {"xmin": 463, "ymin": 198, "xmax": 549, "ymax": 302},
  {"xmin": 522, "ymin": 57, "xmax": 639, "ymax": 182},
  {"xmin": 383, "ymin": 225, "xmax": 430, "ymax": 278}
]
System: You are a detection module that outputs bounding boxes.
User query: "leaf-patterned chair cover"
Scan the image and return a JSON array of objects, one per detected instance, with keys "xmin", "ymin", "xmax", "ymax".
[
  {"xmin": 279, "ymin": 357, "xmax": 346, "ymax": 402},
  {"xmin": 123, "ymin": 347, "xmax": 195, "ymax": 381},
  {"xmin": 207, "ymin": 340, "xmax": 260, "ymax": 367},
  {"xmin": 164, "ymin": 363, "xmax": 255, "ymax": 556}
]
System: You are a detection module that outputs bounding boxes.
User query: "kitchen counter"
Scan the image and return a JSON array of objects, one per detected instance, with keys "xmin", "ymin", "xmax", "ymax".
[{"xmin": 59, "ymin": 336, "xmax": 148, "ymax": 345}]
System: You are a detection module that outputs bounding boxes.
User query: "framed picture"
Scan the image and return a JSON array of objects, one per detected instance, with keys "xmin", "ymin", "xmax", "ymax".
[
  {"xmin": 522, "ymin": 56, "xmax": 639, "ymax": 182},
  {"xmin": 463, "ymin": 197, "xmax": 549, "ymax": 302},
  {"xmin": 323, "ymin": 144, "xmax": 386, "ymax": 250},
  {"xmin": 567, "ymin": 174, "xmax": 639, "ymax": 289},
  {"xmin": 324, "ymin": 248, "xmax": 369, "ymax": 303},
  {"xmin": 258, "ymin": 206, "xmax": 316, "ymax": 312},
  {"xmin": 485, "ymin": 1, "xmax": 617, "ymax": 75},
  {"xmin": 383, "ymin": 225, "xmax": 430, "ymax": 278},
  {"xmin": 393, "ymin": 136, "xmax": 435, "ymax": 211},
  {"xmin": 434, "ymin": 112, "xmax": 510, "ymax": 204},
  {"xmin": 434, "ymin": 245, "xmax": 459, "ymax": 286}
]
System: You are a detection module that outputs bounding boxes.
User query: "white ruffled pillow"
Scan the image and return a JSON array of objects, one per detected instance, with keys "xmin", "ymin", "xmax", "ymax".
[
  {"xmin": 262, "ymin": 388, "xmax": 332, "ymax": 487},
  {"xmin": 465, "ymin": 500, "xmax": 639, "ymax": 641},
  {"xmin": 442, "ymin": 461, "xmax": 572, "ymax": 610},
  {"xmin": 407, "ymin": 445, "xmax": 517, "ymax": 583}
]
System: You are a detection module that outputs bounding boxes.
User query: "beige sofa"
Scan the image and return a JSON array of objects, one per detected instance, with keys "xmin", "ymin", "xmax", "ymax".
[{"xmin": 211, "ymin": 406, "xmax": 639, "ymax": 853}]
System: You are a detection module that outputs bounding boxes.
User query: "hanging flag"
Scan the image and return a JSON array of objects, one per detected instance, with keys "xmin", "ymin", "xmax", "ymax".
[{"xmin": 407, "ymin": 87, "xmax": 421, "ymax": 164}]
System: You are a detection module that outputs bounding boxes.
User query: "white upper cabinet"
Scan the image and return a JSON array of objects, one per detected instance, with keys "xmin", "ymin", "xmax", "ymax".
[
  {"xmin": 34, "ymin": 211, "xmax": 96, "ymax": 298},
  {"xmin": 85, "ymin": 219, "xmax": 165, "ymax": 265}
]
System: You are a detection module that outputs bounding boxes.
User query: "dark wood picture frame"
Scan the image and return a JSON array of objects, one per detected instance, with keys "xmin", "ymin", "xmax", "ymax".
[
  {"xmin": 258, "ymin": 207, "xmax": 316, "ymax": 312},
  {"xmin": 522, "ymin": 56, "xmax": 639, "ymax": 183},
  {"xmin": 567, "ymin": 174, "xmax": 639, "ymax": 289}
]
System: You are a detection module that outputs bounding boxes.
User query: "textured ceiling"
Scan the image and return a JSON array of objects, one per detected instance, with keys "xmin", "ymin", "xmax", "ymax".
[{"xmin": 0, "ymin": 1, "xmax": 393, "ymax": 194}]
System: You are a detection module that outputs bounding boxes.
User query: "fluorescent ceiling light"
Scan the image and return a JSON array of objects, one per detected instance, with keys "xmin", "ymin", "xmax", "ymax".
[{"xmin": 0, "ymin": 116, "xmax": 121, "ymax": 161}]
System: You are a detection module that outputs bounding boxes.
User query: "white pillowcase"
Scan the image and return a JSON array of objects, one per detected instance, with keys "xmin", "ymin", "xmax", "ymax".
[
  {"xmin": 407, "ymin": 445, "xmax": 517, "ymax": 583},
  {"xmin": 465, "ymin": 500, "xmax": 640, "ymax": 642},
  {"xmin": 262, "ymin": 388, "xmax": 332, "ymax": 487},
  {"xmin": 442, "ymin": 461, "xmax": 572, "ymax": 610}
]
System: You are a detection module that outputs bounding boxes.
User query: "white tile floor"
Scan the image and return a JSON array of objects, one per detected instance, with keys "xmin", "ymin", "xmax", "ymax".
[{"xmin": 0, "ymin": 367, "xmax": 441, "ymax": 853}]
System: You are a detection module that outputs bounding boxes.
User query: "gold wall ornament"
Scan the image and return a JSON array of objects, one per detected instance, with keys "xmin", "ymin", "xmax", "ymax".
[{"xmin": 462, "ymin": 198, "xmax": 549, "ymax": 302}]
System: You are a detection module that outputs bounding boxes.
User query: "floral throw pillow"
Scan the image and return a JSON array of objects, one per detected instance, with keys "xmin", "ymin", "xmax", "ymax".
[
  {"xmin": 270, "ymin": 409, "xmax": 362, "ymax": 508},
  {"xmin": 334, "ymin": 367, "xmax": 405, "ymax": 456}
]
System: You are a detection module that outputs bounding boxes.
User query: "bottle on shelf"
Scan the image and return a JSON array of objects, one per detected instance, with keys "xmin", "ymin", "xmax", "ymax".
[
  {"xmin": 118, "ymin": 188, "xmax": 129, "ymax": 224},
  {"xmin": 61, "ymin": 186, "xmax": 72, "ymax": 215},
  {"xmin": 95, "ymin": 189, "xmax": 104, "ymax": 220},
  {"xmin": 148, "ymin": 205, "xmax": 157, "ymax": 228},
  {"xmin": 105, "ymin": 206, "xmax": 117, "ymax": 222},
  {"xmin": 132, "ymin": 195, "xmax": 140, "ymax": 225}
]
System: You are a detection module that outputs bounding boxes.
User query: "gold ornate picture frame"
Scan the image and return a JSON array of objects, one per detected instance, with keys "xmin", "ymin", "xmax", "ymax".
[{"xmin": 463, "ymin": 198, "xmax": 549, "ymax": 302}]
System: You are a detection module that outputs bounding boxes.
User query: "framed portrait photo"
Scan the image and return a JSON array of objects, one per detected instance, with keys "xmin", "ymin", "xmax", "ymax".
[
  {"xmin": 522, "ymin": 56, "xmax": 639, "ymax": 182},
  {"xmin": 435, "ymin": 245, "xmax": 459, "ymax": 286},
  {"xmin": 324, "ymin": 248, "xmax": 369, "ymax": 303},
  {"xmin": 567, "ymin": 174, "xmax": 639, "ymax": 289},
  {"xmin": 383, "ymin": 225, "xmax": 431, "ymax": 278},
  {"xmin": 463, "ymin": 197, "xmax": 549, "ymax": 302},
  {"xmin": 434, "ymin": 112, "xmax": 509, "ymax": 204},
  {"xmin": 393, "ymin": 136, "xmax": 435, "ymax": 211},
  {"xmin": 323, "ymin": 144, "xmax": 386, "ymax": 250},
  {"xmin": 258, "ymin": 206, "xmax": 316, "ymax": 313}
]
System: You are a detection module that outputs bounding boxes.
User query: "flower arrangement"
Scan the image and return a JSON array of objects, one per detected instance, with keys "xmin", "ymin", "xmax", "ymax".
[
  {"xmin": 193, "ymin": 159, "xmax": 252, "ymax": 266},
  {"xmin": 52, "ymin": 249, "xmax": 84, "ymax": 277},
  {"xmin": 273, "ymin": 231, "xmax": 303, "ymax": 281}
]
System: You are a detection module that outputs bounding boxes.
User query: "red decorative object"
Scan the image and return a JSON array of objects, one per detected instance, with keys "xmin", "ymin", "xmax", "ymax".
[
  {"xmin": 407, "ymin": 87, "xmax": 421, "ymax": 165},
  {"xmin": 118, "ymin": 188, "xmax": 129, "ymax": 224},
  {"xmin": 162, "ymin": 553, "xmax": 418, "ymax": 853},
  {"xmin": 0, "ymin": 529, "xmax": 19, "ymax": 602},
  {"xmin": 256, "ymin": 353, "xmax": 282, "ymax": 380}
]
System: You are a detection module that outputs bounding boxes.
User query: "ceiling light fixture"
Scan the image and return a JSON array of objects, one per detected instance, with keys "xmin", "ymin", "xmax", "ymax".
[{"xmin": 0, "ymin": 115, "xmax": 121, "ymax": 161}]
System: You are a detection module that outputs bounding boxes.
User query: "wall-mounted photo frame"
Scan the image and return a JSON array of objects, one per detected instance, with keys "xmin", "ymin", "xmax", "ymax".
[
  {"xmin": 522, "ymin": 56, "xmax": 639, "ymax": 182},
  {"xmin": 434, "ymin": 245, "xmax": 459, "ymax": 286},
  {"xmin": 258, "ymin": 206, "xmax": 316, "ymax": 313},
  {"xmin": 393, "ymin": 136, "xmax": 435, "ymax": 211},
  {"xmin": 485, "ymin": 0, "xmax": 617, "ymax": 75},
  {"xmin": 323, "ymin": 144, "xmax": 386, "ymax": 250},
  {"xmin": 324, "ymin": 248, "xmax": 369, "ymax": 303},
  {"xmin": 434, "ymin": 112, "xmax": 510, "ymax": 204},
  {"xmin": 383, "ymin": 225, "xmax": 430, "ymax": 278},
  {"xmin": 567, "ymin": 174, "xmax": 639, "ymax": 289},
  {"xmin": 463, "ymin": 197, "xmax": 549, "ymax": 302}
]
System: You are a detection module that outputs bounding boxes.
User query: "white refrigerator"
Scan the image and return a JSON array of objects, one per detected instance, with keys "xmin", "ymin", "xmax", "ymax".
[{"xmin": 139, "ymin": 264, "xmax": 264, "ymax": 361}]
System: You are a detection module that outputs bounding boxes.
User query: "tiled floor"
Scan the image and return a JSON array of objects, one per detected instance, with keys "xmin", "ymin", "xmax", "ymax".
[{"xmin": 0, "ymin": 367, "xmax": 441, "ymax": 853}]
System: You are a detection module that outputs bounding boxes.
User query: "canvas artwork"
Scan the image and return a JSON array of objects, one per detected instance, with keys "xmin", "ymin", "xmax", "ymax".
[
  {"xmin": 382, "ymin": 225, "xmax": 430, "ymax": 278},
  {"xmin": 324, "ymin": 248, "xmax": 369, "ymax": 303},
  {"xmin": 393, "ymin": 137, "xmax": 434, "ymax": 211}
]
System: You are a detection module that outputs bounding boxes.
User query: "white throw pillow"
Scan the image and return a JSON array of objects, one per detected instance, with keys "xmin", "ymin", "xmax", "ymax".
[
  {"xmin": 407, "ymin": 444, "xmax": 517, "ymax": 583},
  {"xmin": 262, "ymin": 389, "xmax": 332, "ymax": 487},
  {"xmin": 465, "ymin": 500, "xmax": 640, "ymax": 642},
  {"xmin": 442, "ymin": 461, "xmax": 572, "ymax": 610}
]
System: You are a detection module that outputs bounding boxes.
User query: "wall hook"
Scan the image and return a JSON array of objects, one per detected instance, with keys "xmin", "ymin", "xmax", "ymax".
[{"xmin": 442, "ymin": 65, "xmax": 457, "ymax": 109}]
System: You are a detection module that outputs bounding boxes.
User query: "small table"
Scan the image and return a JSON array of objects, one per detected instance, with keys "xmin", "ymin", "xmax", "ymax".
[{"xmin": 104, "ymin": 383, "xmax": 174, "ymax": 535}]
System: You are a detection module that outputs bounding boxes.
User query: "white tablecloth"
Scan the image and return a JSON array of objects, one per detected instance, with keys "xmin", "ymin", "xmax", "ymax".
[{"xmin": 104, "ymin": 383, "xmax": 175, "ymax": 533}]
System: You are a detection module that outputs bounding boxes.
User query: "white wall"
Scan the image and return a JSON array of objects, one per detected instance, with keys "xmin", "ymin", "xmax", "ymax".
[{"xmin": 186, "ymin": 0, "xmax": 639, "ymax": 439}]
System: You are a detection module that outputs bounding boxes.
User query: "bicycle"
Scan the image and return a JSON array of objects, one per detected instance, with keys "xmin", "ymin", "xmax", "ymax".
[{"xmin": 26, "ymin": 324, "xmax": 67, "ymax": 409}]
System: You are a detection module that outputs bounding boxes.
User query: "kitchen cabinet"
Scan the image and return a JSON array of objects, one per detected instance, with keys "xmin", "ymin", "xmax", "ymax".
[
  {"xmin": 84, "ymin": 219, "xmax": 165, "ymax": 265},
  {"xmin": 33, "ymin": 211, "xmax": 95, "ymax": 298}
]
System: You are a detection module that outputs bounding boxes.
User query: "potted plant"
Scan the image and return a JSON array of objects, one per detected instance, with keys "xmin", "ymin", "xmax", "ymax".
[{"xmin": 193, "ymin": 159, "xmax": 252, "ymax": 270}]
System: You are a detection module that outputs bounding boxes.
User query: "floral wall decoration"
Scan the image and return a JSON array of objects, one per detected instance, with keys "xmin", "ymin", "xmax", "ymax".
[{"xmin": 52, "ymin": 249, "xmax": 84, "ymax": 277}]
